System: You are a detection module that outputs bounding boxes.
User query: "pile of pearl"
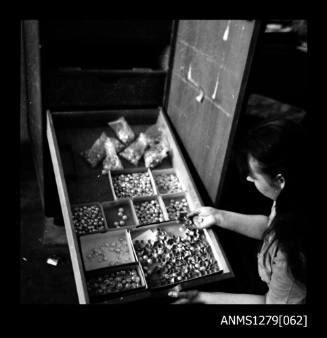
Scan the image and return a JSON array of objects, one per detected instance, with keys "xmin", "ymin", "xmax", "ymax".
[
  {"xmin": 112, "ymin": 173, "xmax": 154, "ymax": 198},
  {"xmin": 87, "ymin": 269, "xmax": 142, "ymax": 296},
  {"xmin": 166, "ymin": 198, "xmax": 189, "ymax": 221},
  {"xmin": 134, "ymin": 199, "xmax": 165, "ymax": 225},
  {"xmin": 72, "ymin": 205, "xmax": 106, "ymax": 235},
  {"xmin": 154, "ymin": 173, "xmax": 183, "ymax": 194},
  {"xmin": 134, "ymin": 228, "xmax": 220, "ymax": 287}
]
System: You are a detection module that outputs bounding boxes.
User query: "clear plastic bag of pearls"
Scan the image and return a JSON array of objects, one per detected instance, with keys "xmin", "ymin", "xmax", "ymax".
[
  {"xmin": 108, "ymin": 117, "xmax": 135, "ymax": 145},
  {"xmin": 102, "ymin": 137, "xmax": 124, "ymax": 174},
  {"xmin": 119, "ymin": 132, "xmax": 149, "ymax": 166}
]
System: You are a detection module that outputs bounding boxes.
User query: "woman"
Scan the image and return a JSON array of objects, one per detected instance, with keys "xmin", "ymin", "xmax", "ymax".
[{"xmin": 170, "ymin": 118, "xmax": 308, "ymax": 304}]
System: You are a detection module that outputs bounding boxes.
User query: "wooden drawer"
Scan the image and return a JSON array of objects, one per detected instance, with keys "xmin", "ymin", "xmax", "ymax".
[{"xmin": 46, "ymin": 107, "xmax": 233, "ymax": 304}]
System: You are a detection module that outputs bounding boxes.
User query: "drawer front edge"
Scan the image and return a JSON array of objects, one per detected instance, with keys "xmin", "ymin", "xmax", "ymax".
[{"xmin": 46, "ymin": 110, "xmax": 89, "ymax": 304}]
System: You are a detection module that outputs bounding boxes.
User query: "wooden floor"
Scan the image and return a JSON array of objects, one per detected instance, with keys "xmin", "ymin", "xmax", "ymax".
[{"xmin": 20, "ymin": 142, "xmax": 78, "ymax": 304}]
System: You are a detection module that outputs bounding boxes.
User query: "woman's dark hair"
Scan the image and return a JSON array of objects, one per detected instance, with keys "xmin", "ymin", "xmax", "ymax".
[{"xmin": 235, "ymin": 118, "xmax": 308, "ymax": 286}]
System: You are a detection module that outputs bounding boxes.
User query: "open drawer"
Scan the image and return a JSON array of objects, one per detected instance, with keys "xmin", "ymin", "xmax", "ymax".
[{"xmin": 46, "ymin": 107, "xmax": 233, "ymax": 304}]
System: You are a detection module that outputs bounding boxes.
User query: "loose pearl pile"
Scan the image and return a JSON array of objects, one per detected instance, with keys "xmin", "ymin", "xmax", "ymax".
[
  {"xmin": 134, "ymin": 199, "xmax": 165, "ymax": 225},
  {"xmin": 112, "ymin": 173, "xmax": 154, "ymax": 198},
  {"xmin": 134, "ymin": 228, "xmax": 220, "ymax": 288},
  {"xmin": 87, "ymin": 269, "xmax": 142, "ymax": 296},
  {"xmin": 154, "ymin": 173, "xmax": 183, "ymax": 194},
  {"xmin": 165, "ymin": 198, "xmax": 189, "ymax": 221},
  {"xmin": 72, "ymin": 205, "xmax": 106, "ymax": 235}
]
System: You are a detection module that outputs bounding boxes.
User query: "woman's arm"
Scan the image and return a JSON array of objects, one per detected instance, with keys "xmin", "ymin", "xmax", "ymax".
[
  {"xmin": 200, "ymin": 292, "xmax": 266, "ymax": 304},
  {"xmin": 189, "ymin": 207, "xmax": 268, "ymax": 240},
  {"xmin": 220, "ymin": 210, "xmax": 268, "ymax": 240},
  {"xmin": 171, "ymin": 290, "xmax": 266, "ymax": 304}
]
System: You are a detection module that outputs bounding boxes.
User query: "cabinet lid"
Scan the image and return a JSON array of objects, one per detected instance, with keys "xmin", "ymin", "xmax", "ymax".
[{"xmin": 165, "ymin": 20, "xmax": 258, "ymax": 204}]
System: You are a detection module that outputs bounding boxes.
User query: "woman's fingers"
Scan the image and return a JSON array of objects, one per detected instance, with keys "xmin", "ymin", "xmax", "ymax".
[
  {"xmin": 186, "ymin": 207, "xmax": 221, "ymax": 229},
  {"xmin": 186, "ymin": 210, "xmax": 200, "ymax": 218},
  {"xmin": 172, "ymin": 298, "xmax": 189, "ymax": 304},
  {"xmin": 190, "ymin": 214, "xmax": 217, "ymax": 229},
  {"xmin": 197, "ymin": 214, "xmax": 217, "ymax": 228},
  {"xmin": 187, "ymin": 207, "xmax": 214, "ymax": 218},
  {"xmin": 168, "ymin": 290, "xmax": 180, "ymax": 298}
]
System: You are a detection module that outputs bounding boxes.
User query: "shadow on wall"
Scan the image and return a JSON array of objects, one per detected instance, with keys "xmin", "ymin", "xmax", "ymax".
[
  {"xmin": 21, "ymin": 22, "xmax": 29, "ymax": 145},
  {"xmin": 21, "ymin": 82, "xmax": 29, "ymax": 144}
]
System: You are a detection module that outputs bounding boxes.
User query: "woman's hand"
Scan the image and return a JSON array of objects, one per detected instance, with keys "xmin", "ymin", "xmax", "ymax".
[
  {"xmin": 168, "ymin": 290, "xmax": 208, "ymax": 304},
  {"xmin": 187, "ymin": 207, "xmax": 225, "ymax": 229},
  {"xmin": 169, "ymin": 289, "xmax": 266, "ymax": 304}
]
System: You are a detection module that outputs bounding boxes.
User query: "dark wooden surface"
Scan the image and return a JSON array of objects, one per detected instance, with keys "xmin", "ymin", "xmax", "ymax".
[
  {"xmin": 39, "ymin": 20, "xmax": 172, "ymax": 70},
  {"xmin": 166, "ymin": 20, "xmax": 259, "ymax": 205},
  {"xmin": 22, "ymin": 21, "xmax": 44, "ymax": 208},
  {"xmin": 40, "ymin": 20, "xmax": 173, "ymax": 110},
  {"xmin": 43, "ymin": 69, "xmax": 167, "ymax": 110}
]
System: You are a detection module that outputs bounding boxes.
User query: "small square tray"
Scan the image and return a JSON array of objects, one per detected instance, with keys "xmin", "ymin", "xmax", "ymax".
[
  {"xmin": 151, "ymin": 168, "xmax": 184, "ymax": 195},
  {"xmin": 86, "ymin": 263, "xmax": 148, "ymax": 303},
  {"xmin": 132, "ymin": 195, "xmax": 169, "ymax": 226},
  {"xmin": 101, "ymin": 199, "xmax": 139, "ymax": 229},
  {"xmin": 161, "ymin": 192, "xmax": 192, "ymax": 221},
  {"xmin": 79, "ymin": 229, "xmax": 136, "ymax": 271},
  {"xmin": 71, "ymin": 202, "xmax": 109, "ymax": 236},
  {"xmin": 108, "ymin": 168, "xmax": 157, "ymax": 200}
]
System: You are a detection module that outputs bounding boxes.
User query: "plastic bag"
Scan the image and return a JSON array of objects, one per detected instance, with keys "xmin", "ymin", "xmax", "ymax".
[
  {"xmin": 109, "ymin": 137, "xmax": 125, "ymax": 153},
  {"xmin": 144, "ymin": 137, "xmax": 170, "ymax": 168},
  {"xmin": 119, "ymin": 133, "xmax": 149, "ymax": 166},
  {"xmin": 144, "ymin": 124, "xmax": 165, "ymax": 147},
  {"xmin": 102, "ymin": 138, "xmax": 124, "ymax": 174},
  {"xmin": 80, "ymin": 132, "xmax": 107, "ymax": 168},
  {"xmin": 108, "ymin": 117, "xmax": 135, "ymax": 145}
]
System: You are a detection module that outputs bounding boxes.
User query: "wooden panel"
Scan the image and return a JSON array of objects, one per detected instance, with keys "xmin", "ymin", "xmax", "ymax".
[
  {"xmin": 205, "ymin": 229, "xmax": 232, "ymax": 276},
  {"xmin": 46, "ymin": 111, "xmax": 89, "ymax": 304},
  {"xmin": 157, "ymin": 109, "xmax": 203, "ymax": 211},
  {"xmin": 40, "ymin": 20, "xmax": 172, "ymax": 70},
  {"xmin": 43, "ymin": 69, "xmax": 167, "ymax": 110},
  {"xmin": 178, "ymin": 20, "xmax": 229, "ymax": 60},
  {"xmin": 22, "ymin": 20, "xmax": 44, "ymax": 207},
  {"xmin": 20, "ymin": 22, "xmax": 28, "ymax": 143},
  {"xmin": 166, "ymin": 20, "xmax": 258, "ymax": 204}
]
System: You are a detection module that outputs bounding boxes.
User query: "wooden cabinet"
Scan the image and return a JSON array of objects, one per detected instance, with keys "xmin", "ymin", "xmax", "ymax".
[{"xmin": 23, "ymin": 20, "xmax": 260, "ymax": 303}]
